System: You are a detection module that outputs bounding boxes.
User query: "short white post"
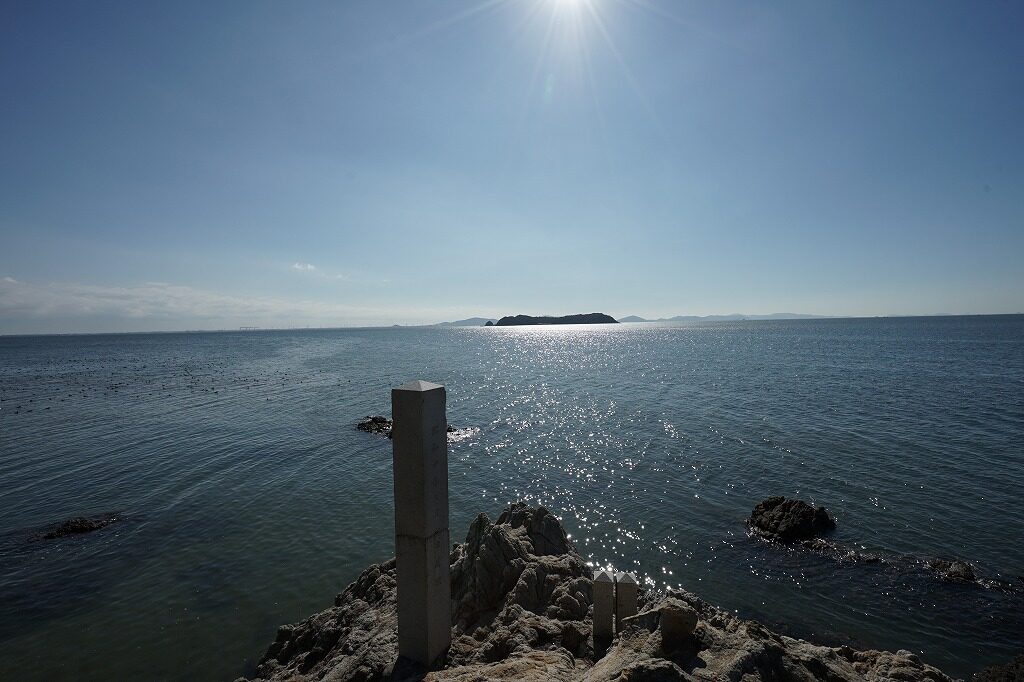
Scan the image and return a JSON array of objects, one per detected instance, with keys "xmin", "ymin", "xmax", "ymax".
[
  {"xmin": 615, "ymin": 571, "xmax": 638, "ymax": 632},
  {"xmin": 593, "ymin": 569, "xmax": 614, "ymax": 643},
  {"xmin": 392, "ymin": 380, "xmax": 451, "ymax": 666}
]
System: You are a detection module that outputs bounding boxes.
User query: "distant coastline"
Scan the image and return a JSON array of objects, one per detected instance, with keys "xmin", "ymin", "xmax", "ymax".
[
  {"xmin": 4, "ymin": 313, "xmax": 1024, "ymax": 338},
  {"xmin": 619, "ymin": 313, "xmax": 828, "ymax": 322}
]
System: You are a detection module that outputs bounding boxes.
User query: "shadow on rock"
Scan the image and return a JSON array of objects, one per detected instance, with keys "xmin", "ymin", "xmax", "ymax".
[{"xmin": 242, "ymin": 503, "xmax": 957, "ymax": 682}]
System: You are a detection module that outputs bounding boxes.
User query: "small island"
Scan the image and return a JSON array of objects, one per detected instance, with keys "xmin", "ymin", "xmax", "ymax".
[{"xmin": 494, "ymin": 313, "xmax": 619, "ymax": 326}]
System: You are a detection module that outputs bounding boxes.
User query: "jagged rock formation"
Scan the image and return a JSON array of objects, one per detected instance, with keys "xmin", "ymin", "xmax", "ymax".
[
  {"xmin": 494, "ymin": 313, "xmax": 618, "ymax": 326},
  {"xmin": 243, "ymin": 504, "xmax": 956, "ymax": 682},
  {"xmin": 749, "ymin": 496, "xmax": 836, "ymax": 543}
]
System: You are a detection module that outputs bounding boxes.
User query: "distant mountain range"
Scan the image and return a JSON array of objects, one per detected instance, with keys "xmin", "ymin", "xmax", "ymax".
[
  {"xmin": 435, "ymin": 317, "xmax": 497, "ymax": 327},
  {"xmin": 619, "ymin": 313, "xmax": 828, "ymax": 322}
]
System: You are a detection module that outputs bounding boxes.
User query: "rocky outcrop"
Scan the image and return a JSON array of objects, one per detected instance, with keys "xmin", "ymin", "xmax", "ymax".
[
  {"xmin": 588, "ymin": 590, "xmax": 954, "ymax": 682},
  {"xmin": 749, "ymin": 498, "xmax": 1009, "ymax": 592},
  {"xmin": 244, "ymin": 504, "xmax": 956, "ymax": 682},
  {"xmin": 39, "ymin": 513, "xmax": 120, "ymax": 540},
  {"xmin": 749, "ymin": 496, "xmax": 836, "ymax": 543},
  {"xmin": 357, "ymin": 417, "xmax": 476, "ymax": 443},
  {"xmin": 973, "ymin": 655, "xmax": 1024, "ymax": 681},
  {"xmin": 357, "ymin": 415, "xmax": 393, "ymax": 437},
  {"xmin": 495, "ymin": 313, "xmax": 618, "ymax": 326}
]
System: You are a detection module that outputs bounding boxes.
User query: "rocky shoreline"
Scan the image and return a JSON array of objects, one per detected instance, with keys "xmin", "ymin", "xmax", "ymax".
[{"xmin": 241, "ymin": 504, "xmax": 963, "ymax": 682}]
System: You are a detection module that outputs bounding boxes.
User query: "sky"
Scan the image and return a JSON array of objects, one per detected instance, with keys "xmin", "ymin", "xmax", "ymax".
[{"xmin": 1, "ymin": 0, "xmax": 1022, "ymax": 333}]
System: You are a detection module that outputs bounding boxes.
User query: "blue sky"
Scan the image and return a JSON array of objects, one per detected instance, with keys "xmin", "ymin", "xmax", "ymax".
[{"xmin": 1, "ymin": 1, "xmax": 1022, "ymax": 333}]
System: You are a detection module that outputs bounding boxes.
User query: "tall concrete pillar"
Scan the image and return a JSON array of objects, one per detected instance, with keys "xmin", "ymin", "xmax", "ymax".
[
  {"xmin": 392, "ymin": 380, "xmax": 451, "ymax": 666},
  {"xmin": 593, "ymin": 569, "xmax": 614, "ymax": 643},
  {"xmin": 615, "ymin": 571, "xmax": 638, "ymax": 632}
]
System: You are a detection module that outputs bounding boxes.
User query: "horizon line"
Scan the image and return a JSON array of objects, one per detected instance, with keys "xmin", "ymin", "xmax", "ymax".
[{"xmin": 2, "ymin": 312, "xmax": 1023, "ymax": 338}]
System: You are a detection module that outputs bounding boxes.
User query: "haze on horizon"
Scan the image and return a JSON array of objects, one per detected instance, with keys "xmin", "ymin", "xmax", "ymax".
[{"xmin": 1, "ymin": 1, "xmax": 1022, "ymax": 335}]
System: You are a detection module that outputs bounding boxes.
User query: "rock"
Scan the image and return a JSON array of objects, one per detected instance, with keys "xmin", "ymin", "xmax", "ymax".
[
  {"xmin": 749, "ymin": 496, "xmax": 836, "ymax": 542},
  {"xmin": 484, "ymin": 320, "xmax": 494, "ymax": 327},
  {"xmin": 767, "ymin": 525, "xmax": 1005, "ymax": 592},
  {"xmin": 973, "ymin": 654, "xmax": 1024, "ymax": 681},
  {"xmin": 357, "ymin": 415, "xmax": 393, "ymax": 438},
  {"xmin": 656, "ymin": 599, "xmax": 698, "ymax": 650},
  {"xmin": 928, "ymin": 558, "xmax": 977, "ymax": 584},
  {"xmin": 358, "ymin": 416, "xmax": 475, "ymax": 443},
  {"xmin": 619, "ymin": 597, "xmax": 698, "ymax": 655},
  {"xmin": 592, "ymin": 591, "xmax": 954, "ymax": 682},
  {"xmin": 244, "ymin": 504, "xmax": 955, "ymax": 682},
  {"xmin": 40, "ymin": 514, "xmax": 120, "ymax": 540}
]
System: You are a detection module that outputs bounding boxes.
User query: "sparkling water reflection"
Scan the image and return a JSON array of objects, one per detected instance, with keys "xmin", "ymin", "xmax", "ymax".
[{"xmin": 0, "ymin": 316, "xmax": 1022, "ymax": 680}]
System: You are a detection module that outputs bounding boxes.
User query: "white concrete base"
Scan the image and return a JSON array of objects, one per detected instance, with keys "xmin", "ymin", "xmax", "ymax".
[{"xmin": 392, "ymin": 380, "xmax": 451, "ymax": 666}]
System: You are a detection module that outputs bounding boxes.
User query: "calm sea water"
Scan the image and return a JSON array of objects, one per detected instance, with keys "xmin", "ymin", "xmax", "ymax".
[{"xmin": 1, "ymin": 316, "xmax": 1022, "ymax": 680}]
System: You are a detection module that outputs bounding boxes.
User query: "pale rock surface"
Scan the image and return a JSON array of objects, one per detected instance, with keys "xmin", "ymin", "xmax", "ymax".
[{"xmin": 243, "ymin": 504, "xmax": 957, "ymax": 682}]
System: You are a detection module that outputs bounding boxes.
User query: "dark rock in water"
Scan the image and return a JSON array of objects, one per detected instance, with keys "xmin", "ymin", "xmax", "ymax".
[
  {"xmin": 358, "ymin": 416, "xmax": 475, "ymax": 443},
  {"xmin": 749, "ymin": 496, "xmax": 836, "ymax": 542},
  {"xmin": 41, "ymin": 514, "xmax": 119, "ymax": 540},
  {"xmin": 356, "ymin": 415, "xmax": 393, "ymax": 438},
  {"xmin": 751, "ymin": 501, "xmax": 1003, "ymax": 592},
  {"xmin": 928, "ymin": 558, "xmax": 977, "ymax": 584},
  {"xmin": 495, "ymin": 313, "xmax": 618, "ymax": 326},
  {"xmin": 484, "ymin": 320, "xmax": 494, "ymax": 327},
  {"xmin": 243, "ymin": 503, "xmax": 955, "ymax": 682},
  {"xmin": 973, "ymin": 654, "xmax": 1024, "ymax": 681}
]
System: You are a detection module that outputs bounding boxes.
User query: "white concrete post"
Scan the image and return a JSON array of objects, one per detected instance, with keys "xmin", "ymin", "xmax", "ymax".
[
  {"xmin": 615, "ymin": 571, "xmax": 638, "ymax": 632},
  {"xmin": 392, "ymin": 380, "xmax": 451, "ymax": 666},
  {"xmin": 593, "ymin": 569, "xmax": 614, "ymax": 643}
]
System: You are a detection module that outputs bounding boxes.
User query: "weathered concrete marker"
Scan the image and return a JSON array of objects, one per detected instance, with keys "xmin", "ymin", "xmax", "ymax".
[
  {"xmin": 392, "ymin": 380, "xmax": 451, "ymax": 666},
  {"xmin": 615, "ymin": 571, "xmax": 638, "ymax": 632},
  {"xmin": 593, "ymin": 569, "xmax": 615, "ymax": 643}
]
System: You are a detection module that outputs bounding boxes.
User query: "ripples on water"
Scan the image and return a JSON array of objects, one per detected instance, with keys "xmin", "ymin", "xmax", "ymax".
[{"xmin": 0, "ymin": 316, "xmax": 1022, "ymax": 680}]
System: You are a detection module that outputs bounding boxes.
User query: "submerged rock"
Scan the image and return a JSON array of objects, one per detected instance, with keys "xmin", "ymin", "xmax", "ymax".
[
  {"xmin": 749, "ymin": 500, "xmax": 993, "ymax": 590},
  {"xmin": 749, "ymin": 496, "xmax": 836, "ymax": 542},
  {"xmin": 243, "ymin": 504, "xmax": 954, "ymax": 682},
  {"xmin": 40, "ymin": 514, "xmax": 120, "ymax": 540},
  {"xmin": 928, "ymin": 558, "xmax": 977, "ymax": 584}
]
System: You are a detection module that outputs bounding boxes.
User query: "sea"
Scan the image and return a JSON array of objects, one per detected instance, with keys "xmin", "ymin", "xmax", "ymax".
[{"xmin": 0, "ymin": 315, "xmax": 1022, "ymax": 680}]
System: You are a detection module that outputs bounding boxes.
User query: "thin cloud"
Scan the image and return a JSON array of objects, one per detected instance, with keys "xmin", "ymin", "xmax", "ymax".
[
  {"xmin": 0, "ymin": 278, "xmax": 381, "ymax": 324},
  {"xmin": 290, "ymin": 262, "xmax": 385, "ymax": 285}
]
